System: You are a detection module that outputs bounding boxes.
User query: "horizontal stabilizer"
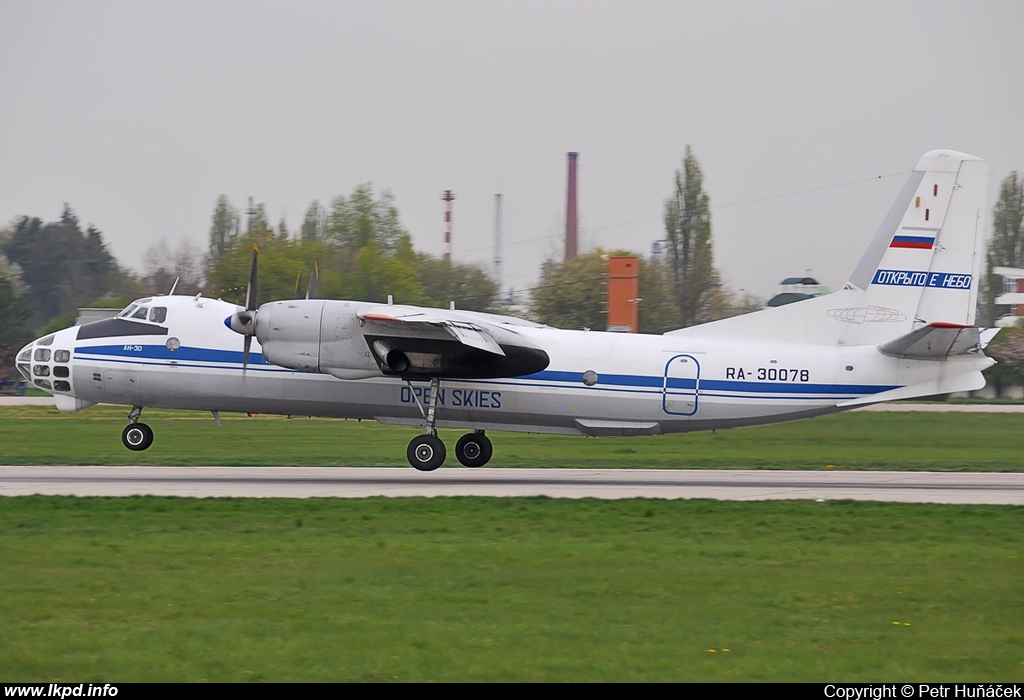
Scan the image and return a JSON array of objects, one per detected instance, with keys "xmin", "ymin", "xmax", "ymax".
[{"xmin": 877, "ymin": 322, "xmax": 980, "ymax": 359}]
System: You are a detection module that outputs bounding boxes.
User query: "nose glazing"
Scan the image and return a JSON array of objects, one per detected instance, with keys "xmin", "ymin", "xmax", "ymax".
[{"xmin": 19, "ymin": 332, "xmax": 74, "ymax": 394}]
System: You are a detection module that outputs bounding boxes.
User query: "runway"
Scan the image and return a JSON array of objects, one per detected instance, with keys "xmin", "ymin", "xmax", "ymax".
[{"xmin": 2, "ymin": 466, "xmax": 1023, "ymax": 504}]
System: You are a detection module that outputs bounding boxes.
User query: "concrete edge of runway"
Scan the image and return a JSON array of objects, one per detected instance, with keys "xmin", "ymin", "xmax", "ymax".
[{"xmin": 2, "ymin": 466, "xmax": 1023, "ymax": 505}]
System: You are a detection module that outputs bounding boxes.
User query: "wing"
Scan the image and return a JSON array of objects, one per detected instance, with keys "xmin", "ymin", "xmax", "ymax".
[
  {"xmin": 358, "ymin": 304, "xmax": 548, "ymax": 379},
  {"xmin": 361, "ymin": 306, "xmax": 505, "ymax": 356}
]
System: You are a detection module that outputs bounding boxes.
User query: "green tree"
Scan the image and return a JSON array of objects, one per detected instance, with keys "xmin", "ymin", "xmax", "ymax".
[
  {"xmin": 142, "ymin": 240, "xmax": 205, "ymax": 295},
  {"xmin": 530, "ymin": 252, "xmax": 609, "ymax": 330},
  {"xmin": 0, "ymin": 255, "xmax": 33, "ymax": 374},
  {"xmin": 983, "ymin": 325, "xmax": 1024, "ymax": 396},
  {"xmin": 636, "ymin": 257, "xmax": 682, "ymax": 333},
  {"xmin": 416, "ymin": 255, "xmax": 499, "ymax": 312},
  {"xmin": 209, "ymin": 195, "xmax": 239, "ymax": 259},
  {"xmin": 664, "ymin": 146, "xmax": 719, "ymax": 327},
  {"xmin": 984, "ymin": 173, "xmax": 1024, "ymax": 325},
  {"xmin": 352, "ymin": 239, "xmax": 423, "ymax": 304},
  {"xmin": 206, "ymin": 206, "xmax": 324, "ymax": 306},
  {"xmin": 326, "ymin": 184, "xmax": 408, "ymax": 266},
  {"xmin": 300, "ymin": 201, "xmax": 326, "ymax": 243},
  {"xmin": 1, "ymin": 214, "xmax": 137, "ymax": 329}
]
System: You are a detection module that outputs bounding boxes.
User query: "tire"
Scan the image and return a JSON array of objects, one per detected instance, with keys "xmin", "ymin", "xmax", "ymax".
[
  {"xmin": 407, "ymin": 434, "xmax": 446, "ymax": 471},
  {"xmin": 122, "ymin": 422, "xmax": 154, "ymax": 451},
  {"xmin": 455, "ymin": 432, "xmax": 493, "ymax": 468}
]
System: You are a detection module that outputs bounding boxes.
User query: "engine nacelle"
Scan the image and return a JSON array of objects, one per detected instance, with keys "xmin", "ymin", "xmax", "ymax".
[{"xmin": 252, "ymin": 300, "xmax": 380, "ymax": 377}]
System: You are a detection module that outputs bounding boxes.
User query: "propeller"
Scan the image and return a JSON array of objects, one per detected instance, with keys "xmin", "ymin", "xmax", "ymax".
[
  {"xmin": 305, "ymin": 261, "xmax": 318, "ymax": 300},
  {"xmin": 293, "ymin": 262, "xmax": 318, "ymax": 300},
  {"xmin": 224, "ymin": 245, "xmax": 259, "ymax": 372}
]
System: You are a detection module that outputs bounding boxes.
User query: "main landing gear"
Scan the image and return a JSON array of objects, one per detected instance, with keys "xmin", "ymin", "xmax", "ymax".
[
  {"xmin": 404, "ymin": 378, "xmax": 493, "ymax": 471},
  {"xmin": 121, "ymin": 405, "xmax": 154, "ymax": 451}
]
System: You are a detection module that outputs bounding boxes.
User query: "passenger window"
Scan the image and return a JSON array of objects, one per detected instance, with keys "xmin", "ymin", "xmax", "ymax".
[
  {"xmin": 54, "ymin": 350, "xmax": 71, "ymax": 363},
  {"xmin": 34, "ymin": 348, "xmax": 51, "ymax": 362},
  {"xmin": 150, "ymin": 307, "xmax": 167, "ymax": 323},
  {"xmin": 132, "ymin": 307, "xmax": 148, "ymax": 319}
]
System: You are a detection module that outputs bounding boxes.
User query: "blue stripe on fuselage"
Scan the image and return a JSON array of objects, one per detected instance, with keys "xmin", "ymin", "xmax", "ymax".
[{"xmin": 75, "ymin": 345, "xmax": 900, "ymax": 398}]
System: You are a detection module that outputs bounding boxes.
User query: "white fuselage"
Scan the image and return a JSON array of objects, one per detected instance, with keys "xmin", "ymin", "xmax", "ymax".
[{"xmin": 24, "ymin": 294, "xmax": 986, "ymax": 437}]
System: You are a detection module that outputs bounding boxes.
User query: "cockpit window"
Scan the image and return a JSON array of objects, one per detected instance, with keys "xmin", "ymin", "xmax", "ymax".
[
  {"xmin": 17, "ymin": 347, "xmax": 32, "ymax": 362},
  {"xmin": 149, "ymin": 307, "xmax": 167, "ymax": 323},
  {"xmin": 117, "ymin": 304, "xmax": 139, "ymax": 318},
  {"xmin": 37, "ymin": 334, "xmax": 55, "ymax": 346},
  {"xmin": 131, "ymin": 307, "xmax": 148, "ymax": 320},
  {"xmin": 34, "ymin": 348, "xmax": 51, "ymax": 362}
]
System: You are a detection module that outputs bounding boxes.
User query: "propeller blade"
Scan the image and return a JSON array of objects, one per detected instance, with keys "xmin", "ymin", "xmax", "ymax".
[
  {"xmin": 245, "ymin": 245, "xmax": 259, "ymax": 311},
  {"xmin": 239, "ymin": 244, "xmax": 258, "ymax": 376},
  {"xmin": 305, "ymin": 262, "xmax": 318, "ymax": 300}
]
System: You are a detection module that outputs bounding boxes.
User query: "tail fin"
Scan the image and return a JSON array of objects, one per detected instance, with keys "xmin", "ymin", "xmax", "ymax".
[
  {"xmin": 839, "ymin": 149, "xmax": 988, "ymax": 345},
  {"xmin": 666, "ymin": 150, "xmax": 990, "ymax": 348}
]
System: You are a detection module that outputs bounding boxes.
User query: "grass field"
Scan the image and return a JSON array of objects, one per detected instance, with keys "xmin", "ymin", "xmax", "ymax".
[
  {"xmin": 1, "ymin": 404, "xmax": 1021, "ymax": 470},
  {"xmin": 2, "ymin": 496, "xmax": 1022, "ymax": 682},
  {"xmin": 3, "ymin": 405, "xmax": 1022, "ymax": 681}
]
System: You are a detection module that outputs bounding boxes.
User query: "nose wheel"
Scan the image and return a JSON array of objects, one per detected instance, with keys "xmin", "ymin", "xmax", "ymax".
[{"xmin": 121, "ymin": 405, "xmax": 154, "ymax": 451}]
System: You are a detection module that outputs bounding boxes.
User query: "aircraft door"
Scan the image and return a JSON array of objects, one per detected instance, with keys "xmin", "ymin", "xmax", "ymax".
[{"xmin": 662, "ymin": 354, "xmax": 700, "ymax": 416}]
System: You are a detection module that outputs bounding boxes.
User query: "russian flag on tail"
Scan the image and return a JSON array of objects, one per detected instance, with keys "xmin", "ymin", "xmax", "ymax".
[{"xmin": 890, "ymin": 235, "xmax": 935, "ymax": 250}]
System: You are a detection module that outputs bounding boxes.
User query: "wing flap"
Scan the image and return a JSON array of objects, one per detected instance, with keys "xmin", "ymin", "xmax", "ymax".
[
  {"xmin": 358, "ymin": 306, "xmax": 506, "ymax": 356},
  {"xmin": 444, "ymin": 322, "xmax": 505, "ymax": 356}
]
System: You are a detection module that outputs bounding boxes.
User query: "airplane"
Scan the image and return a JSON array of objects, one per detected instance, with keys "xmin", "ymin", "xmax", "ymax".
[{"xmin": 16, "ymin": 149, "xmax": 997, "ymax": 471}]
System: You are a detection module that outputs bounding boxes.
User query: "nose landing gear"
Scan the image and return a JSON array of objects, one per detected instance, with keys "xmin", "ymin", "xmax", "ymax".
[{"xmin": 121, "ymin": 406, "xmax": 154, "ymax": 451}]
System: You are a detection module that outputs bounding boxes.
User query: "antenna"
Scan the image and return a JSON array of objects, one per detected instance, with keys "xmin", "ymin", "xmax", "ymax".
[
  {"xmin": 494, "ymin": 194, "xmax": 503, "ymax": 293},
  {"xmin": 247, "ymin": 196, "xmax": 256, "ymax": 232}
]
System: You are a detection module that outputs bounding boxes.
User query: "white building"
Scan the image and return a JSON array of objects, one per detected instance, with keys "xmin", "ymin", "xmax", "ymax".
[{"xmin": 994, "ymin": 266, "xmax": 1024, "ymax": 328}]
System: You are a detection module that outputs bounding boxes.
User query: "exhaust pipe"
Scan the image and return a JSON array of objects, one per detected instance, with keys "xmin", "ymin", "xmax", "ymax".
[{"xmin": 371, "ymin": 340, "xmax": 410, "ymax": 374}]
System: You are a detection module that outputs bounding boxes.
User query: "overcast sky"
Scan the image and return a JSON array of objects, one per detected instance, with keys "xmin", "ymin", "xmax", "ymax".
[{"xmin": 2, "ymin": 0, "xmax": 1022, "ymax": 300}]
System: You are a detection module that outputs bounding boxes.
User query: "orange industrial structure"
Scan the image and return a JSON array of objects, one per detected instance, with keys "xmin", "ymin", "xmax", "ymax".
[{"xmin": 606, "ymin": 255, "xmax": 639, "ymax": 332}]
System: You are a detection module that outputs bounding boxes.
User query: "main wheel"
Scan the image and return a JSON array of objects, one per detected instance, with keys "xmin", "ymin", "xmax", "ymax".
[
  {"xmin": 122, "ymin": 422, "xmax": 154, "ymax": 451},
  {"xmin": 407, "ymin": 434, "xmax": 446, "ymax": 471},
  {"xmin": 455, "ymin": 432, "xmax": 493, "ymax": 468}
]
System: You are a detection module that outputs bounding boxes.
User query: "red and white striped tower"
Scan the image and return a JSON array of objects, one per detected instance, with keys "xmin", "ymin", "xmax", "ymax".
[{"xmin": 442, "ymin": 189, "xmax": 455, "ymax": 262}]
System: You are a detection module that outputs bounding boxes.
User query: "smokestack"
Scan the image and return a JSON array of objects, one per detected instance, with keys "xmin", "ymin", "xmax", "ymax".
[{"xmin": 565, "ymin": 152, "xmax": 578, "ymax": 261}]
